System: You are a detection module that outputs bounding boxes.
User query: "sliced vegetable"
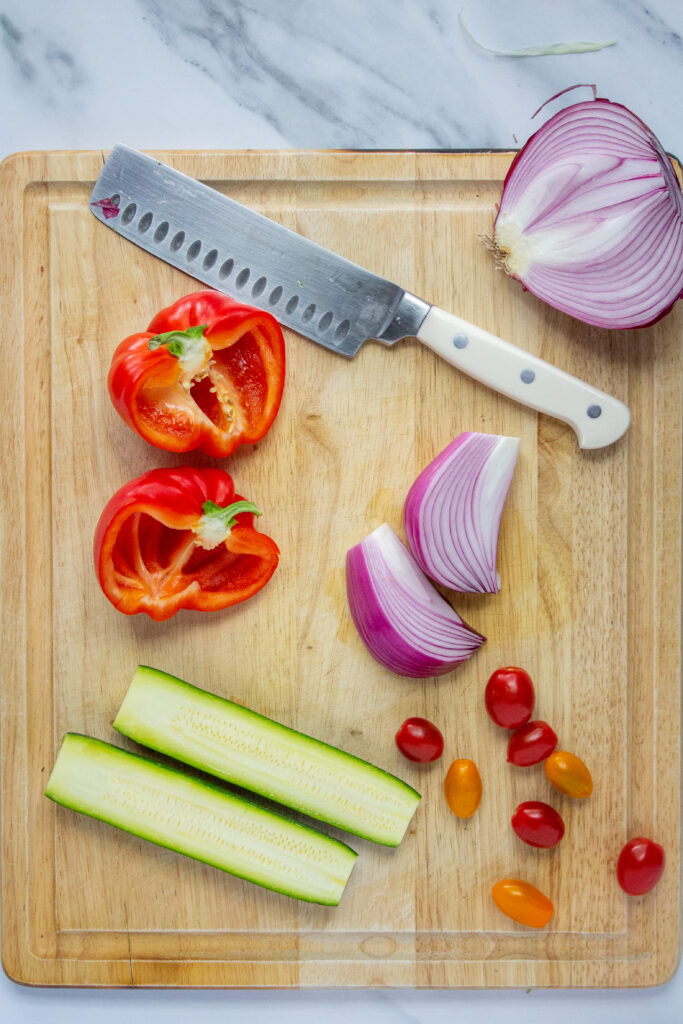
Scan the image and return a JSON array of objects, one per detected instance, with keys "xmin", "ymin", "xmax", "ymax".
[
  {"xmin": 45, "ymin": 734, "xmax": 357, "ymax": 906},
  {"xmin": 485, "ymin": 666, "xmax": 535, "ymax": 729},
  {"xmin": 93, "ymin": 466, "xmax": 279, "ymax": 621},
  {"xmin": 491, "ymin": 878, "xmax": 554, "ymax": 928},
  {"xmin": 444, "ymin": 759, "xmax": 482, "ymax": 819},
  {"xmin": 404, "ymin": 432, "xmax": 519, "ymax": 594},
  {"xmin": 511, "ymin": 800, "xmax": 565, "ymax": 848},
  {"xmin": 395, "ymin": 717, "xmax": 444, "ymax": 763},
  {"xmin": 109, "ymin": 291, "xmax": 285, "ymax": 456},
  {"xmin": 346, "ymin": 523, "xmax": 485, "ymax": 678},
  {"xmin": 114, "ymin": 666, "xmax": 420, "ymax": 846},
  {"xmin": 493, "ymin": 95, "xmax": 683, "ymax": 329},
  {"xmin": 545, "ymin": 750, "xmax": 593, "ymax": 798},
  {"xmin": 507, "ymin": 720, "xmax": 558, "ymax": 766},
  {"xmin": 90, "ymin": 196, "xmax": 120, "ymax": 219},
  {"xmin": 617, "ymin": 837, "xmax": 665, "ymax": 895}
]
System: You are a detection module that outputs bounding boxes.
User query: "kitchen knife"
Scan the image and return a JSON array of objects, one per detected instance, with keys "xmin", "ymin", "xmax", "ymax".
[{"xmin": 90, "ymin": 146, "xmax": 630, "ymax": 449}]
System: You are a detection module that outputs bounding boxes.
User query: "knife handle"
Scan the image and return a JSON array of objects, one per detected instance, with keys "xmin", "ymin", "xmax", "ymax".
[{"xmin": 416, "ymin": 307, "xmax": 630, "ymax": 449}]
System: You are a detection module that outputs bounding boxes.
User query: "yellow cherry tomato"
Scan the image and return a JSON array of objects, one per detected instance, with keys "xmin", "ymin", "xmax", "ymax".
[
  {"xmin": 491, "ymin": 879, "xmax": 554, "ymax": 929},
  {"xmin": 544, "ymin": 750, "xmax": 593, "ymax": 799},
  {"xmin": 444, "ymin": 758, "xmax": 482, "ymax": 818}
]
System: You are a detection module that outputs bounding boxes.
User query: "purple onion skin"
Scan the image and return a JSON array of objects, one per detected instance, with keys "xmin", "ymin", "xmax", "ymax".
[
  {"xmin": 404, "ymin": 432, "xmax": 518, "ymax": 594},
  {"xmin": 495, "ymin": 98, "xmax": 683, "ymax": 330},
  {"xmin": 345, "ymin": 542, "xmax": 484, "ymax": 679},
  {"xmin": 403, "ymin": 432, "xmax": 491, "ymax": 592}
]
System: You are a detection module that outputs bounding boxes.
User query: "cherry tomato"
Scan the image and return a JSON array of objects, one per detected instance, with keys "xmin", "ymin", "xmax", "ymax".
[
  {"xmin": 511, "ymin": 801, "xmax": 565, "ymax": 848},
  {"xmin": 485, "ymin": 667, "xmax": 535, "ymax": 729},
  {"xmin": 617, "ymin": 837, "xmax": 665, "ymax": 895},
  {"xmin": 545, "ymin": 750, "xmax": 593, "ymax": 798},
  {"xmin": 444, "ymin": 759, "xmax": 482, "ymax": 818},
  {"xmin": 395, "ymin": 717, "xmax": 444, "ymax": 762},
  {"xmin": 507, "ymin": 720, "xmax": 557, "ymax": 766},
  {"xmin": 491, "ymin": 878, "xmax": 554, "ymax": 928}
]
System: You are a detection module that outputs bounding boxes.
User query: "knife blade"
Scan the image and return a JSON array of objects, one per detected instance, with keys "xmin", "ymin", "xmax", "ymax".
[{"xmin": 90, "ymin": 146, "xmax": 630, "ymax": 449}]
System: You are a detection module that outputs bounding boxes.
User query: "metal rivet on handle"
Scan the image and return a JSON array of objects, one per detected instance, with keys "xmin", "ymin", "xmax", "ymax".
[
  {"xmin": 520, "ymin": 369, "xmax": 535, "ymax": 384},
  {"xmin": 587, "ymin": 404, "xmax": 602, "ymax": 419},
  {"xmin": 453, "ymin": 334, "xmax": 469, "ymax": 349}
]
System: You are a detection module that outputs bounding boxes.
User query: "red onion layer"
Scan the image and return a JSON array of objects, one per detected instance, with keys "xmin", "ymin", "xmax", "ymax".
[
  {"xmin": 494, "ymin": 98, "xmax": 683, "ymax": 329},
  {"xmin": 346, "ymin": 524, "xmax": 485, "ymax": 678},
  {"xmin": 404, "ymin": 432, "xmax": 519, "ymax": 594}
]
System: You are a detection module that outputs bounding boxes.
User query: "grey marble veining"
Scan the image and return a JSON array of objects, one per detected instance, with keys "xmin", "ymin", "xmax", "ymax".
[
  {"xmin": 134, "ymin": 0, "xmax": 683, "ymax": 150},
  {"xmin": 1, "ymin": 0, "xmax": 682, "ymax": 156},
  {"xmin": 136, "ymin": 0, "xmax": 478, "ymax": 147},
  {"xmin": 0, "ymin": 10, "xmax": 85, "ymax": 99}
]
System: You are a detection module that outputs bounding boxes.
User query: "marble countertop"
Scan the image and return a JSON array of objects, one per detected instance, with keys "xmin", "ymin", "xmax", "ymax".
[{"xmin": 1, "ymin": 0, "xmax": 682, "ymax": 1020}]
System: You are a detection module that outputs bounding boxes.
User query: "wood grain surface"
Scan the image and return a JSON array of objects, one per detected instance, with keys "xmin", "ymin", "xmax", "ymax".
[{"xmin": 0, "ymin": 149, "xmax": 680, "ymax": 988}]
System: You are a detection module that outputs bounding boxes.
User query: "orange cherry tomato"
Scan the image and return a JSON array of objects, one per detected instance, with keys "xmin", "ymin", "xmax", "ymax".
[
  {"xmin": 545, "ymin": 750, "xmax": 593, "ymax": 798},
  {"xmin": 444, "ymin": 759, "xmax": 482, "ymax": 818},
  {"xmin": 491, "ymin": 879, "xmax": 554, "ymax": 929}
]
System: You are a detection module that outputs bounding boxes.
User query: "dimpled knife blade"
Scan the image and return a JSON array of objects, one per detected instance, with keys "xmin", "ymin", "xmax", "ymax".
[
  {"xmin": 90, "ymin": 145, "xmax": 426, "ymax": 357},
  {"xmin": 89, "ymin": 146, "xmax": 630, "ymax": 449}
]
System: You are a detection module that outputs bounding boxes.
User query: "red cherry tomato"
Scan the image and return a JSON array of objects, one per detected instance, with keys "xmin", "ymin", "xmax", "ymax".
[
  {"xmin": 511, "ymin": 801, "xmax": 565, "ymax": 848},
  {"xmin": 395, "ymin": 717, "xmax": 444, "ymax": 763},
  {"xmin": 485, "ymin": 667, "xmax": 535, "ymax": 729},
  {"xmin": 617, "ymin": 837, "xmax": 665, "ymax": 895},
  {"xmin": 507, "ymin": 720, "xmax": 557, "ymax": 766}
]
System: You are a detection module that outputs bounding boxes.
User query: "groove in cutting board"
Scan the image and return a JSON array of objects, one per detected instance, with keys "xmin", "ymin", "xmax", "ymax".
[{"xmin": 0, "ymin": 149, "xmax": 680, "ymax": 988}]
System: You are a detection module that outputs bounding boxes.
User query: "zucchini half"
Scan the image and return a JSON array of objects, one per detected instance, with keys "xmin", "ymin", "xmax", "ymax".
[
  {"xmin": 45, "ymin": 733, "xmax": 357, "ymax": 905},
  {"xmin": 114, "ymin": 666, "xmax": 421, "ymax": 846}
]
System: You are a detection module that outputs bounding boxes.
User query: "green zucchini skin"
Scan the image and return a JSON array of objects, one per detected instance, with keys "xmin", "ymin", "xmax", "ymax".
[
  {"xmin": 114, "ymin": 666, "xmax": 420, "ymax": 847},
  {"xmin": 45, "ymin": 733, "xmax": 357, "ymax": 906}
]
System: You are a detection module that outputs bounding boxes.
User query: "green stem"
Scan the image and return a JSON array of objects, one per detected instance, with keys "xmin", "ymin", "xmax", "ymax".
[
  {"xmin": 201, "ymin": 499, "xmax": 262, "ymax": 532},
  {"xmin": 148, "ymin": 324, "xmax": 209, "ymax": 358}
]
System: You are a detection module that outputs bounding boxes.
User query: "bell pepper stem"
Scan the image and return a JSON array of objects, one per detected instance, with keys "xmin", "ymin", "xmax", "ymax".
[
  {"xmin": 148, "ymin": 324, "xmax": 209, "ymax": 358},
  {"xmin": 201, "ymin": 499, "xmax": 262, "ymax": 531}
]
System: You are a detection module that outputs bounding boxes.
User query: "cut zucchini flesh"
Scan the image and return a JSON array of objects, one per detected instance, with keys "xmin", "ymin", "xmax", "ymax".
[
  {"xmin": 45, "ymin": 733, "xmax": 357, "ymax": 905},
  {"xmin": 114, "ymin": 666, "xmax": 421, "ymax": 846}
]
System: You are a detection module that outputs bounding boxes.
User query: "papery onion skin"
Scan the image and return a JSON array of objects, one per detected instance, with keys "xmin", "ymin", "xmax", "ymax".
[
  {"xmin": 494, "ymin": 98, "xmax": 683, "ymax": 329},
  {"xmin": 346, "ymin": 524, "xmax": 485, "ymax": 679},
  {"xmin": 404, "ymin": 432, "xmax": 519, "ymax": 594}
]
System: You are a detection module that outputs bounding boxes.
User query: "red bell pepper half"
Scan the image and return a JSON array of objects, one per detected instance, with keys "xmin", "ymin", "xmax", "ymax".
[
  {"xmin": 94, "ymin": 466, "xmax": 279, "ymax": 621},
  {"xmin": 108, "ymin": 291, "xmax": 285, "ymax": 457}
]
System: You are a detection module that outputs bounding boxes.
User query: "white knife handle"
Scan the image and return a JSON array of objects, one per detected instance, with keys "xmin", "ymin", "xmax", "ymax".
[{"xmin": 416, "ymin": 307, "xmax": 630, "ymax": 449}]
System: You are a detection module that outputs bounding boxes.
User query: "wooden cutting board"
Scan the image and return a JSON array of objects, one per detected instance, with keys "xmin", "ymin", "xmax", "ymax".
[{"xmin": 1, "ymin": 149, "xmax": 680, "ymax": 988}]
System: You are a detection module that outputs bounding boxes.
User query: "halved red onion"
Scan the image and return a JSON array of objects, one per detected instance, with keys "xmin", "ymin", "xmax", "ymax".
[
  {"xmin": 346, "ymin": 524, "xmax": 485, "ymax": 678},
  {"xmin": 404, "ymin": 432, "xmax": 519, "ymax": 594},
  {"xmin": 493, "ymin": 97, "xmax": 683, "ymax": 329}
]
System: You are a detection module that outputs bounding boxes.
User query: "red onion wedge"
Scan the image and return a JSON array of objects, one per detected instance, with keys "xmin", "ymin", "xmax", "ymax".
[
  {"xmin": 493, "ymin": 97, "xmax": 683, "ymax": 329},
  {"xmin": 346, "ymin": 524, "xmax": 485, "ymax": 678},
  {"xmin": 404, "ymin": 432, "xmax": 520, "ymax": 594}
]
